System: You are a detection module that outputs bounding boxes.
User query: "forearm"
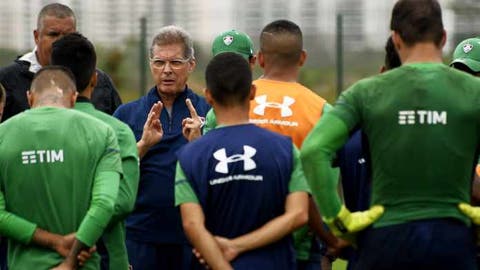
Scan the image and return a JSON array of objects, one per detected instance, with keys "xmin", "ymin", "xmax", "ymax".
[
  {"xmin": 307, "ymin": 197, "xmax": 338, "ymax": 246},
  {"xmin": 185, "ymin": 224, "xmax": 232, "ymax": 270},
  {"xmin": 76, "ymin": 171, "xmax": 119, "ymax": 246},
  {"xmin": 60, "ymin": 239, "xmax": 89, "ymax": 269},
  {"xmin": 231, "ymin": 192, "xmax": 308, "ymax": 254},
  {"xmin": 109, "ymin": 157, "xmax": 139, "ymax": 225},
  {"xmin": 0, "ymin": 193, "xmax": 37, "ymax": 244},
  {"xmin": 181, "ymin": 203, "xmax": 232, "ymax": 270},
  {"xmin": 301, "ymin": 113, "xmax": 349, "ymax": 218},
  {"xmin": 136, "ymin": 140, "xmax": 150, "ymax": 159}
]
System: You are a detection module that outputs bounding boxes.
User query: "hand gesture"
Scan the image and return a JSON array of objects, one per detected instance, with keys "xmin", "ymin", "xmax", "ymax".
[
  {"xmin": 138, "ymin": 101, "xmax": 163, "ymax": 158},
  {"xmin": 182, "ymin": 98, "xmax": 203, "ymax": 142}
]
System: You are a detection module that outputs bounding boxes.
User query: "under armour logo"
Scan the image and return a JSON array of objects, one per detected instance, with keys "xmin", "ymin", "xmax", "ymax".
[
  {"xmin": 213, "ymin": 145, "xmax": 257, "ymax": 174},
  {"xmin": 253, "ymin": 95, "xmax": 295, "ymax": 117}
]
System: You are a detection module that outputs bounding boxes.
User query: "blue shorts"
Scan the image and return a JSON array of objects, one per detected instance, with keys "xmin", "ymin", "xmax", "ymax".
[{"xmin": 354, "ymin": 218, "xmax": 477, "ymax": 270}]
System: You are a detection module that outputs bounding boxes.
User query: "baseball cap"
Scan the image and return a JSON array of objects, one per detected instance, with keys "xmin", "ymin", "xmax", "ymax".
[
  {"xmin": 450, "ymin": 37, "xmax": 480, "ymax": 72},
  {"xmin": 212, "ymin": 30, "xmax": 254, "ymax": 60}
]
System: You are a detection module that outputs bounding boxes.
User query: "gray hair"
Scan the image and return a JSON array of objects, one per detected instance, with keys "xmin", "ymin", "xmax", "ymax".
[
  {"xmin": 37, "ymin": 3, "xmax": 76, "ymax": 30},
  {"xmin": 149, "ymin": 25, "xmax": 195, "ymax": 59}
]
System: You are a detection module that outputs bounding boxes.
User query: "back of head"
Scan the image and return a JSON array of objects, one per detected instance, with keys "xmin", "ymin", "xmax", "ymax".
[
  {"xmin": 150, "ymin": 25, "xmax": 194, "ymax": 59},
  {"xmin": 37, "ymin": 3, "xmax": 76, "ymax": 30},
  {"xmin": 384, "ymin": 37, "xmax": 401, "ymax": 70},
  {"xmin": 260, "ymin": 20, "xmax": 303, "ymax": 67},
  {"xmin": 206, "ymin": 52, "xmax": 252, "ymax": 106},
  {"xmin": 30, "ymin": 66, "xmax": 76, "ymax": 107},
  {"xmin": 390, "ymin": 0, "xmax": 443, "ymax": 47},
  {"xmin": 51, "ymin": 32, "xmax": 97, "ymax": 92},
  {"xmin": 212, "ymin": 30, "xmax": 254, "ymax": 60},
  {"xmin": 450, "ymin": 37, "xmax": 480, "ymax": 75}
]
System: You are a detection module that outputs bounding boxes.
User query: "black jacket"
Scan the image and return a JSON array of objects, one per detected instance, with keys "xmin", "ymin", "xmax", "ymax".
[{"xmin": 0, "ymin": 59, "xmax": 122, "ymax": 121}]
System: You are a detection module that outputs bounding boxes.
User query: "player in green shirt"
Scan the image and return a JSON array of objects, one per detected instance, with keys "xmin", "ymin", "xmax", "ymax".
[
  {"xmin": 301, "ymin": 0, "xmax": 480, "ymax": 269},
  {"xmin": 0, "ymin": 66, "xmax": 122, "ymax": 270},
  {"xmin": 51, "ymin": 32, "xmax": 140, "ymax": 270}
]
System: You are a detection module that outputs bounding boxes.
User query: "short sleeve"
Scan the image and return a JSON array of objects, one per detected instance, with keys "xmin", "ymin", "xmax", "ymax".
[{"xmin": 175, "ymin": 162, "xmax": 199, "ymax": 206}]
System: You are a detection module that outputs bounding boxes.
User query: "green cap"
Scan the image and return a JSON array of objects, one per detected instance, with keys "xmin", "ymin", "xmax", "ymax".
[
  {"xmin": 450, "ymin": 37, "xmax": 480, "ymax": 72},
  {"xmin": 212, "ymin": 30, "xmax": 254, "ymax": 60}
]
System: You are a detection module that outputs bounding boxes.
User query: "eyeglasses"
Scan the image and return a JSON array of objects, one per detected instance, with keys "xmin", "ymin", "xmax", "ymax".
[{"xmin": 149, "ymin": 57, "xmax": 190, "ymax": 70}]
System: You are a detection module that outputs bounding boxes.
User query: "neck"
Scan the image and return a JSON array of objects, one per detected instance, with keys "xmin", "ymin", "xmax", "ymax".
[
  {"xmin": 214, "ymin": 104, "xmax": 250, "ymax": 126},
  {"xmin": 157, "ymin": 88, "xmax": 184, "ymax": 109},
  {"xmin": 79, "ymin": 87, "xmax": 94, "ymax": 100},
  {"xmin": 401, "ymin": 42, "xmax": 443, "ymax": 65},
  {"xmin": 261, "ymin": 65, "xmax": 299, "ymax": 82}
]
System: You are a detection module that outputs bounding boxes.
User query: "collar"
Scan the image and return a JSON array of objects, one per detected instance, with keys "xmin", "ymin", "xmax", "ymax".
[
  {"xmin": 76, "ymin": 96, "xmax": 91, "ymax": 103},
  {"xmin": 19, "ymin": 47, "xmax": 42, "ymax": 73}
]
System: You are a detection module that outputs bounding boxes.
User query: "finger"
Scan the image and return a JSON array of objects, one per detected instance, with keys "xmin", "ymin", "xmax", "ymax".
[
  {"xmin": 186, "ymin": 99, "xmax": 199, "ymax": 118},
  {"xmin": 154, "ymin": 101, "xmax": 163, "ymax": 115}
]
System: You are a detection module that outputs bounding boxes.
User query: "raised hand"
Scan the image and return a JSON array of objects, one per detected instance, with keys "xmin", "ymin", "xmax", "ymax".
[
  {"xmin": 182, "ymin": 98, "xmax": 203, "ymax": 142},
  {"xmin": 138, "ymin": 101, "xmax": 163, "ymax": 158}
]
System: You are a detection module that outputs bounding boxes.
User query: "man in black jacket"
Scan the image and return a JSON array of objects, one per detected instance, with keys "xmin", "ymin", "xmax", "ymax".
[{"xmin": 0, "ymin": 3, "xmax": 122, "ymax": 121}]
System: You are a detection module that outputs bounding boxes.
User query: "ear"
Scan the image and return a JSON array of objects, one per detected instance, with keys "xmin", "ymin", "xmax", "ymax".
[
  {"xmin": 439, "ymin": 29, "xmax": 447, "ymax": 48},
  {"xmin": 249, "ymin": 84, "xmax": 256, "ymax": 100},
  {"xmin": 188, "ymin": 59, "xmax": 196, "ymax": 73},
  {"xmin": 391, "ymin": 31, "xmax": 402, "ymax": 52},
  {"xmin": 257, "ymin": 51, "xmax": 265, "ymax": 68},
  {"xmin": 204, "ymin": 88, "xmax": 214, "ymax": 106},
  {"xmin": 249, "ymin": 55, "xmax": 257, "ymax": 70},
  {"xmin": 34, "ymin": 30, "xmax": 40, "ymax": 46},
  {"xmin": 69, "ymin": 91, "xmax": 78, "ymax": 108},
  {"xmin": 298, "ymin": 50, "xmax": 307, "ymax": 67},
  {"xmin": 27, "ymin": 90, "xmax": 34, "ymax": 107},
  {"xmin": 380, "ymin": 65, "xmax": 387, "ymax": 73},
  {"xmin": 91, "ymin": 71, "xmax": 98, "ymax": 88}
]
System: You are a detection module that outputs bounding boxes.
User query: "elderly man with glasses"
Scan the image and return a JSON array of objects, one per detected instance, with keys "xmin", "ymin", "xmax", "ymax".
[{"xmin": 113, "ymin": 25, "xmax": 210, "ymax": 270}]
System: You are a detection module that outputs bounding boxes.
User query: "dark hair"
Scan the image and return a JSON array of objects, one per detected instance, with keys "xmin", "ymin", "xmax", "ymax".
[
  {"xmin": 51, "ymin": 33, "xmax": 97, "ymax": 92},
  {"xmin": 37, "ymin": 3, "xmax": 76, "ymax": 30},
  {"xmin": 205, "ymin": 52, "xmax": 252, "ymax": 106},
  {"xmin": 384, "ymin": 37, "xmax": 401, "ymax": 70},
  {"xmin": 32, "ymin": 66, "xmax": 77, "ymax": 94},
  {"xmin": 390, "ymin": 0, "xmax": 443, "ymax": 47},
  {"xmin": 260, "ymin": 19, "xmax": 303, "ymax": 67}
]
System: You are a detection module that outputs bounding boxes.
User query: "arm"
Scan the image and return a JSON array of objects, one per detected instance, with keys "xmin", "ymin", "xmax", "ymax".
[
  {"xmin": 302, "ymin": 110, "xmax": 383, "ymax": 237},
  {"xmin": 181, "ymin": 203, "xmax": 233, "ymax": 270},
  {"xmin": 108, "ymin": 129, "xmax": 140, "ymax": 224},
  {"xmin": 301, "ymin": 113, "xmax": 349, "ymax": 218},
  {"xmin": 0, "ymin": 190, "xmax": 78, "ymax": 257},
  {"xmin": 220, "ymin": 191, "xmax": 309, "ymax": 259},
  {"xmin": 174, "ymin": 162, "xmax": 232, "ymax": 269},
  {"xmin": 137, "ymin": 101, "xmax": 163, "ymax": 159},
  {"xmin": 307, "ymin": 198, "xmax": 350, "ymax": 257}
]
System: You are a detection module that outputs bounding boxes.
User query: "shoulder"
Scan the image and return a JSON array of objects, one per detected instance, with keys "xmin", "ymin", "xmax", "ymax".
[
  {"xmin": 0, "ymin": 60, "xmax": 30, "ymax": 83},
  {"xmin": 114, "ymin": 97, "xmax": 146, "ymax": 119}
]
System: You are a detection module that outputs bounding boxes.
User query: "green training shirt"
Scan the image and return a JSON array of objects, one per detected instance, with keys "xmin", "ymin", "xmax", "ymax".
[
  {"xmin": 75, "ymin": 100, "xmax": 139, "ymax": 270},
  {"xmin": 302, "ymin": 63, "xmax": 480, "ymax": 227},
  {"xmin": 0, "ymin": 107, "xmax": 122, "ymax": 270}
]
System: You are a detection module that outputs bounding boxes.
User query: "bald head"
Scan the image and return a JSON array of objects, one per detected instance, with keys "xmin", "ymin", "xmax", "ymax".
[
  {"xmin": 260, "ymin": 20, "xmax": 303, "ymax": 67},
  {"xmin": 29, "ymin": 66, "xmax": 77, "ymax": 108}
]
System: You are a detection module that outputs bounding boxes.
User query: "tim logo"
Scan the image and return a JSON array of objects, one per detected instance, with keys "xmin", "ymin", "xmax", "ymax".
[
  {"xmin": 398, "ymin": 110, "xmax": 447, "ymax": 125},
  {"xmin": 213, "ymin": 145, "xmax": 256, "ymax": 174},
  {"xmin": 253, "ymin": 95, "xmax": 295, "ymax": 117},
  {"xmin": 22, "ymin": 149, "xmax": 64, "ymax": 164}
]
